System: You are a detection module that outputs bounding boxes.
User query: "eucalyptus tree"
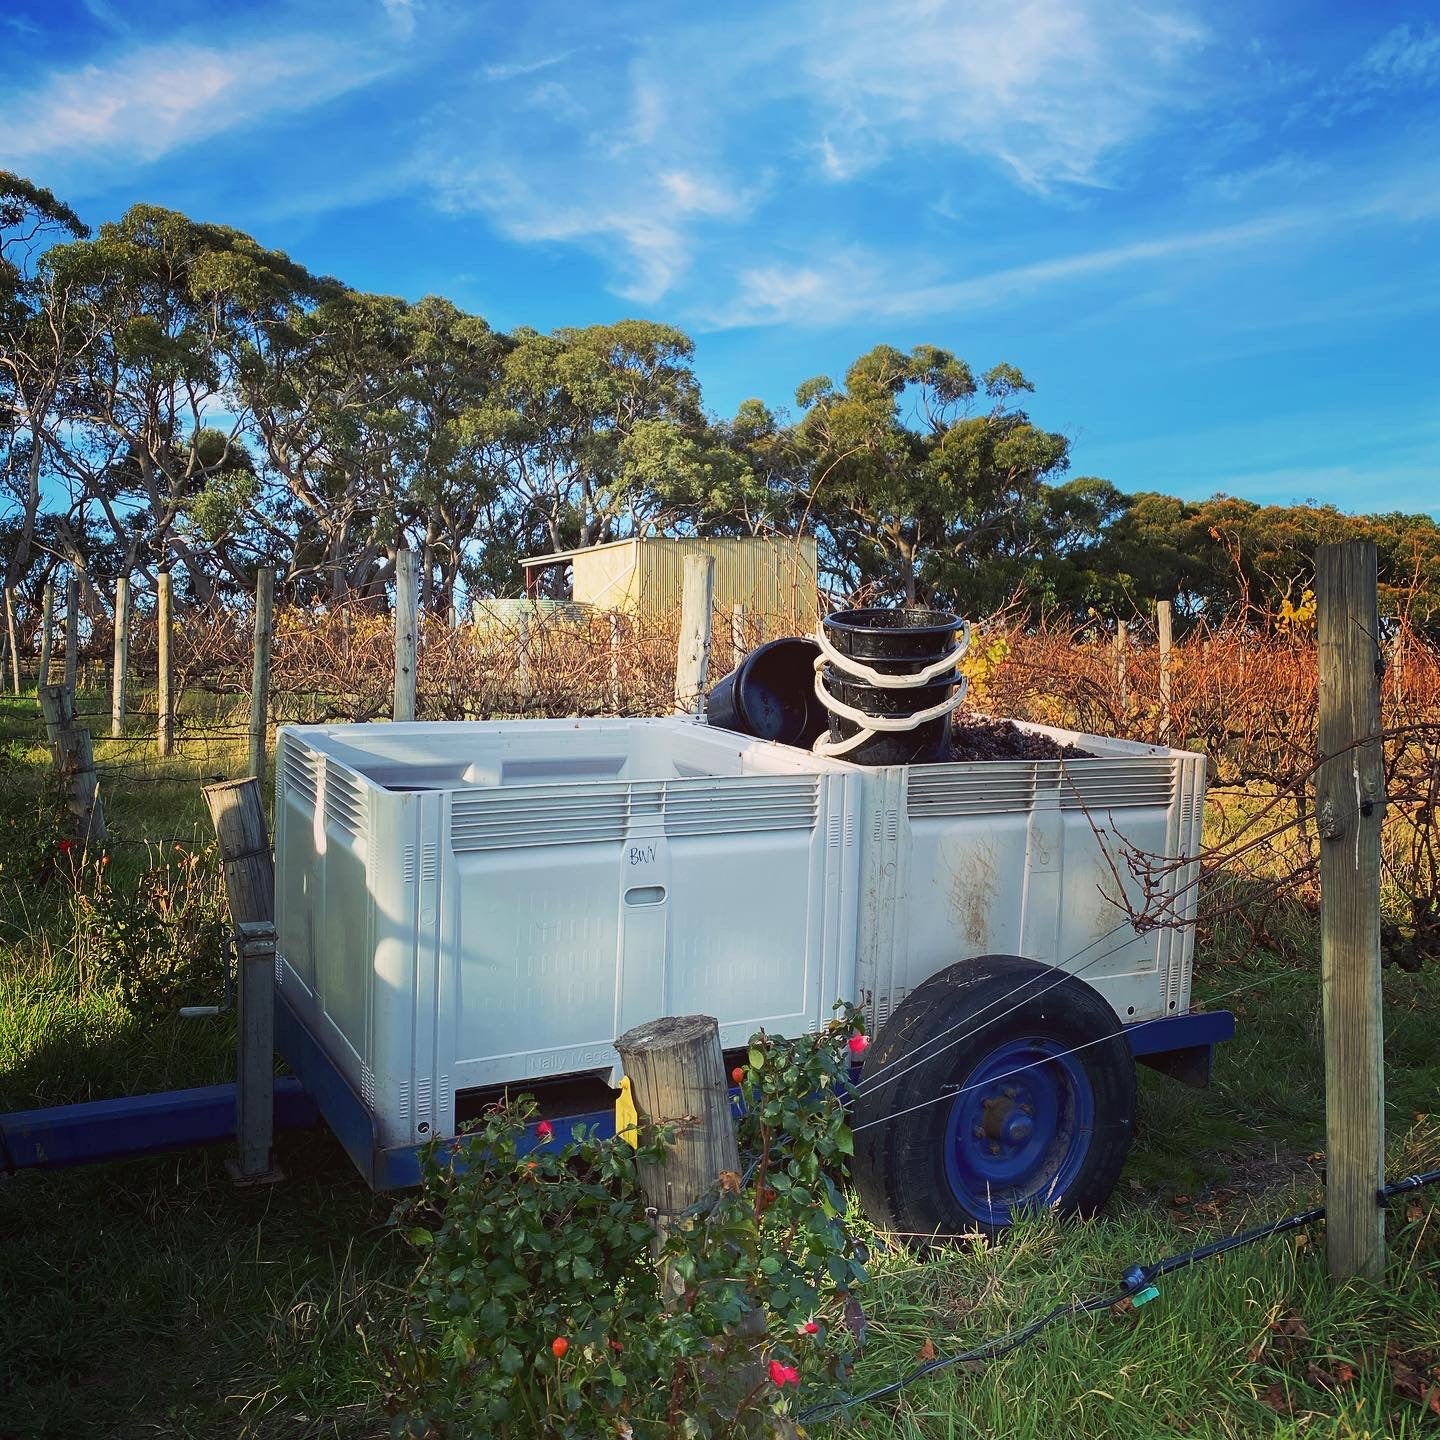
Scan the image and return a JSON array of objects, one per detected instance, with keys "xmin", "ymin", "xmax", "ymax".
[
  {"xmin": 0, "ymin": 171, "xmax": 90, "ymax": 587},
  {"xmin": 494, "ymin": 319, "xmax": 719, "ymax": 556},
  {"xmin": 401, "ymin": 296, "xmax": 511, "ymax": 613},
  {"xmin": 794, "ymin": 344, "xmax": 1071, "ymax": 607},
  {"xmin": 245, "ymin": 289, "xmax": 510, "ymax": 610},
  {"xmin": 43, "ymin": 204, "xmax": 323, "ymax": 600}
]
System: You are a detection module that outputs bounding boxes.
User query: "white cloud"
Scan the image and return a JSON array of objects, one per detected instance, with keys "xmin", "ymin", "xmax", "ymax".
[
  {"xmin": 1298, "ymin": 20, "xmax": 1440, "ymax": 125},
  {"xmin": 420, "ymin": 0, "xmax": 1206, "ymax": 301},
  {"xmin": 791, "ymin": 0, "xmax": 1207, "ymax": 193},
  {"xmin": 706, "ymin": 163, "xmax": 1440, "ymax": 329},
  {"xmin": 381, "ymin": 0, "xmax": 418, "ymax": 41},
  {"xmin": 483, "ymin": 50, "xmax": 574, "ymax": 82},
  {"xmin": 1355, "ymin": 22, "xmax": 1440, "ymax": 87},
  {"xmin": 422, "ymin": 48, "xmax": 762, "ymax": 302},
  {"xmin": 0, "ymin": 35, "xmax": 395, "ymax": 178}
]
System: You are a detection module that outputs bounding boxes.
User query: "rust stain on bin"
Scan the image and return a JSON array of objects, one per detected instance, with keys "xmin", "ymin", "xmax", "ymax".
[{"xmin": 948, "ymin": 842, "xmax": 997, "ymax": 947}]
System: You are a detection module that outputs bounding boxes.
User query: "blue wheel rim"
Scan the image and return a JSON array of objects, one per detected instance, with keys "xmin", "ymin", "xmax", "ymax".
[{"xmin": 942, "ymin": 1036, "xmax": 1095, "ymax": 1227}]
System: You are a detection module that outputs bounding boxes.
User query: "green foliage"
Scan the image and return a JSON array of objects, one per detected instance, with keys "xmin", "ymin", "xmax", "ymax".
[
  {"xmin": 66, "ymin": 844, "xmax": 231, "ymax": 1021},
  {"xmin": 793, "ymin": 344, "xmax": 1073, "ymax": 607},
  {"xmin": 4, "ymin": 168, "xmax": 1439, "ymax": 631},
  {"xmin": 388, "ymin": 1008, "xmax": 869, "ymax": 1438}
]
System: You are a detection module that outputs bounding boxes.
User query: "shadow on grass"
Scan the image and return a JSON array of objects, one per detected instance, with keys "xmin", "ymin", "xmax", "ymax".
[{"xmin": 0, "ymin": 1129, "xmax": 406, "ymax": 1440}]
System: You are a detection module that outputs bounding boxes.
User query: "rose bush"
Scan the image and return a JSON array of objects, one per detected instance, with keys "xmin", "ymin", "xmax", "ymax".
[{"xmin": 387, "ymin": 1006, "xmax": 869, "ymax": 1439}]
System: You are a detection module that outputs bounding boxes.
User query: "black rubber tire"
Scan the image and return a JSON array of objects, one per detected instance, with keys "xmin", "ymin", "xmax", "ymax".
[{"xmin": 852, "ymin": 955, "xmax": 1135, "ymax": 1239}]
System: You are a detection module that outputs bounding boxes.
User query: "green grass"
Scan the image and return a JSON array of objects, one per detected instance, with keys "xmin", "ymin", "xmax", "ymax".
[{"xmin": 1, "ymin": 690, "xmax": 1437, "ymax": 1438}]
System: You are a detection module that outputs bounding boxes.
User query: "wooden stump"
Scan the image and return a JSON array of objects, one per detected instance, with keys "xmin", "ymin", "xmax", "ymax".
[
  {"xmin": 203, "ymin": 778, "xmax": 274, "ymax": 927},
  {"xmin": 615, "ymin": 1013, "xmax": 739, "ymax": 1258},
  {"xmin": 39, "ymin": 683, "xmax": 106, "ymax": 845}
]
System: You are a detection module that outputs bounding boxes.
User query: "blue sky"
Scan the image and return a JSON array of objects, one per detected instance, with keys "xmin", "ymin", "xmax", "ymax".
[{"xmin": 3, "ymin": 0, "xmax": 1438, "ymax": 516}]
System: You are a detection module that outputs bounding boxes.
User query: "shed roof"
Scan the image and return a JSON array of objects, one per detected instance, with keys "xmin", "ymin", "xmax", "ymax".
[{"xmin": 524, "ymin": 536, "xmax": 805, "ymax": 567}]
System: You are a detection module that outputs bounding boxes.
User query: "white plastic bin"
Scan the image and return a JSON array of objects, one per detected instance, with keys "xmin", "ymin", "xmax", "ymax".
[{"xmin": 274, "ymin": 719, "xmax": 861, "ymax": 1148}]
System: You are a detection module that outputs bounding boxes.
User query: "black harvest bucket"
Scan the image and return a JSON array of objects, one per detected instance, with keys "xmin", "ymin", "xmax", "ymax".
[
  {"xmin": 817, "ymin": 607, "xmax": 967, "ymax": 764},
  {"xmin": 706, "ymin": 637, "xmax": 828, "ymax": 748}
]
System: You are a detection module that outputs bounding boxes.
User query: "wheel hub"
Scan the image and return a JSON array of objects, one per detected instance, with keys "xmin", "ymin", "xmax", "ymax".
[{"xmin": 943, "ymin": 1036, "xmax": 1097, "ymax": 1227}]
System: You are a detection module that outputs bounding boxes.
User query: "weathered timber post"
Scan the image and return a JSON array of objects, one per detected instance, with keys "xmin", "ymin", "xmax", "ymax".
[
  {"xmin": 731, "ymin": 602, "xmax": 746, "ymax": 670},
  {"xmin": 63, "ymin": 573, "xmax": 78, "ymax": 692},
  {"xmin": 156, "ymin": 571, "xmax": 174, "ymax": 758},
  {"xmin": 393, "ymin": 548, "xmax": 418, "ymax": 722},
  {"xmin": 204, "ymin": 778, "xmax": 275, "ymax": 927},
  {"xmin": 37, "ymin": 580, "xmax": 55, "ymax": 693},
  {"xmin": 1113, "ymin": 617, "xmax": 1129, "ymax": 721},
  {"xmin": 609, "ymin": 611, "xmax": 623, "ymax": 714},
  {"xmin": 249, "ymin": 567, "xmax": 274, "ymax": 783},
  {"xmin": 1315, "ymin": 540, "xmax": 1386, "ymax": 1282},
  {"xmin": 203, "ymin": 778, "xmax": 281, "ymax": 1185},
  {"xmin": 110, "ymin": 575, "xmax": 130, "ymax": 736},
  {"xmin": 1157, "ymin": 600, "xmax": 1174, "ymax": 746},
  {"xmin": 614, "ymin": 1014, "xmax": 739, "ymax": 1273},
  {"xmin": 39, "ymin": 683, "xmax": 106, "ymax": 844},
  {"xmin": 673, "ymin": 554, "xmax": 715, "ymax": 716},
  {"xmin": 516, "ymin": 608, "xmax": 532, "ymax": 710},
  {"xmin": 4, "ymin": 587, "xmax": 20, "ymax": 694}
]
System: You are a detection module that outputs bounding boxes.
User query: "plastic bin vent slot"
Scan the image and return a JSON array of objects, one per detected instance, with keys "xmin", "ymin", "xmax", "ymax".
[
  {"xmin": 282, "ymin": 744, "xmax": 318, "ymax": 808},
  {"xmin": 451, "ymin": 785, "xmax": 629, "ymax": 852},
  {"xmin": 663, "ymin": 778, "xmax": 816, "ymax": 837},
  {"xmin": 421, "ymin": 843, "xmax": 439, "ymax": 883},
  {"xmin": 324, "ymin": 765, "xmax": 367, "ymax": 841},
  {"xmin": 1179, "ymin": 787, "xmax": 1200, "ymax": 827},
  {"xmin": 403, "ymin": 846, "xmax": 416, "ymax": 885},
  {"xmin": 907, "ymin": 764, "xmax": 1038, "ymax": 818},
  {"xmin": 1058, "ymin": 762, "xmax": 1174, "ymax": 811}
]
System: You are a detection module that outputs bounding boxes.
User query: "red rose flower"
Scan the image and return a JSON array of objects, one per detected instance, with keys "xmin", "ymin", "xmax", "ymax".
[
  {"xmin": 535, "ymin": 1120, "xmax": 553, "ymax": 1141},
  {"xmin": 847, "ymin": 1033, "xmax": 869, "ymax": 1056},
  {"xmin": 767, "ymin": 1360, "xmax": 800, "ymax": 1387}
]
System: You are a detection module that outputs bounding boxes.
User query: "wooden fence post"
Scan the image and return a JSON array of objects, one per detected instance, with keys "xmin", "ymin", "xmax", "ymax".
[
  {"xmin": 614, "ymin": 1014, "xmax": 739, "ymax": 1276},
  {"xmin": 1315, "ymin": 540, "xmax": 1385, "ymax": 1283},
  {"xmin": 156, "ymin": 571, "xmax": 173, "ymax": 758},
  {"xmin": 64, "ymin": 573, "xmax": 78, "ymax": 692},
  {"xmin": 4, "ymin": 587, "xmax": 20, "ymax": 694},
  {"xmin": 37, "ymin": 580, "xmax": 54, "ymax": 693},
  {"xmin": 673, "ymin": 554, "xmax": 715, "ymax": 716},
  {"xmin": 1157, "ymin": 600, "xmax": 1174, "ymax": 746},
  {"xmin": 731, "ymin": 602, "xmax": 746, "ymax": 670},
  {"xmin": 516, "ymin": 608, "xmax": 532, "ymax": 710},
  {"xmin": 249, "ymin": 567, "xmax": 274, "ymax": 783},
  {"xmin": 1113, "ymin": 617, "xmax": 1128, "ymax": 720},
  {"xmin": 203, "ymin": 779, "xmax": 281, "ymax": 1184},
  {"xmin": 393, "ymin": 548, "xmax": 418, "ymax": 722},
  {"xmin": 609, "ymin": 611, "xmax": 623, "ymax": 714},
  {"xmin": 110, "ymin": 575, "xmax": 129, "ymax": 736},
  {"xmin": 39, "ymin": 683, "xmax": 106, "ymax": 845}
]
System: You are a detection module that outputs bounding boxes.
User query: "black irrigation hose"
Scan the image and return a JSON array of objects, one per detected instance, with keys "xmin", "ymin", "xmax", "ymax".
[{"xmin": 797, "ymin": 1166, "xmax": 1440, "ymax": 1425}]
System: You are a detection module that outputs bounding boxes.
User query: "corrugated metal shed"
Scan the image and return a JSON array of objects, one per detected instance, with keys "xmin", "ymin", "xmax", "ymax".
[{"xmin": 524, "ymin": 537, "xmax": 819, "ymax": 622}]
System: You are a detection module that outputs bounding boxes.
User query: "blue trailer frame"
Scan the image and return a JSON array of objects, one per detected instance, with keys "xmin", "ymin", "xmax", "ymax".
[{"xmin": 0, "ymin": 992, "xmax": 1234, "ymax": 1187}]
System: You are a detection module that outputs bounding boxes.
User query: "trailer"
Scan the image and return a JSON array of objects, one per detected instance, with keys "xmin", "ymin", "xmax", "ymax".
[{"xmin": 268, "ymin": 715, "xmax": 1232, "ymax": 1233}]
